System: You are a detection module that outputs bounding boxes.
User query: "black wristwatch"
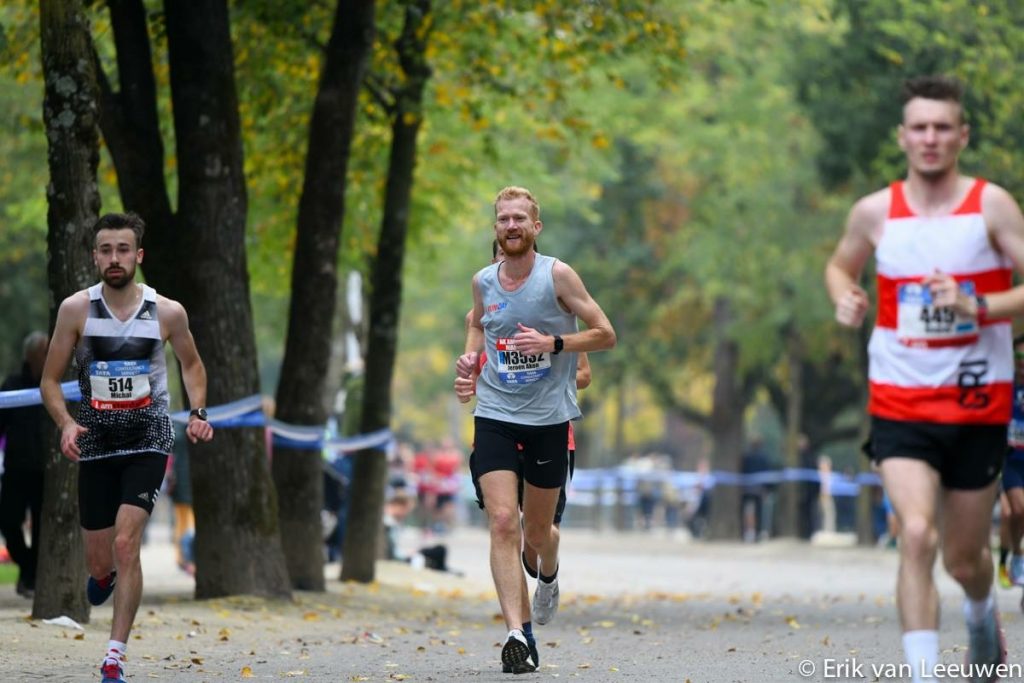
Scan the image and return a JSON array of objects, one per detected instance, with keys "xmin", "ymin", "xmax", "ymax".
[
  {"xmin": 552, "ymin": 335, "xmax": 564, "ymax": 355},
  {"xmin": 189, "ymin": 407, "xmax": 208, "ymax": 421}
]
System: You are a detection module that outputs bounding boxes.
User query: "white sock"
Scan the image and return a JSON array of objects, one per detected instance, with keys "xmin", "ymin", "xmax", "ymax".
[
  {"xmin": 963, "ymin": 592, "xmax": 995, "ymax": 625},
  {"xmin": 902, "ymin": 630, "xmax": 938, "ymax": 683},
  {"xmin": 105, "ymin": 639, "xmax": 127, "ymax": 664}
]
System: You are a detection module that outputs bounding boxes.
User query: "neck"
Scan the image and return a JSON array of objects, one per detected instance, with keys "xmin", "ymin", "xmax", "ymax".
[
  {"xmin": 102, "ymin": 281, "xmax": 141, "ymax": 307},
  {"xmin": 502, "ymin": 251, "xmax": 537, "ymax": 279},
  {"xmin": 904, "ymin": 168, "xmax": 963, "ymax": 209}
]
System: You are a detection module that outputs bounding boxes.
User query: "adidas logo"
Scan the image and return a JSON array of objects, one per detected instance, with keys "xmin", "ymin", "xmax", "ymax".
[
  {"xmin": 137, "ymin": 492, "xmax": 149, "ymax": 502},
  {"xmin": 139, "ymin": 309, "xmax": 153, "ymax": 320}
]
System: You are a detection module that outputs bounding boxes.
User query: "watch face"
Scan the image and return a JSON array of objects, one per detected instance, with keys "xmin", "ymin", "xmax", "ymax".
[{"xmin": 193, "ymin": 408, "xmax": 208, "ymax": 420}]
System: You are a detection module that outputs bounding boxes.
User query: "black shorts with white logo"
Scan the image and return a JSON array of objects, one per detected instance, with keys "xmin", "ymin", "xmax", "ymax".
[
  {"xmin": 864, "ymin": 417, "xmax": 1005, "ymax": 490},
  {"xmin": 471, "ymin": 417, "xmax": 569, "ymax": 491},
  {"xmin": 78, "ymin": 451, "xmax": 169, "ymax": 530}
]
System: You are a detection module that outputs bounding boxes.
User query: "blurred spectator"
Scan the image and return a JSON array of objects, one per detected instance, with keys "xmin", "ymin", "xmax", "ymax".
[
  {"xmin": 167, "ymin": 423, "xmax": 195, "ymax": 575},
  {"xmin": 431, "ymin": 438, "xmax": 463, "ymax": 534},
  {"xmin": 740, "ymin": 437, "xmax": 773, "ymax": 542},
  {"xmin": 797, "ymin": 434, "xmax": 820, "ymax": 539},
  {"xmin": 0, "ymin": 331, "xmax": 48, "ymax": 598},
  {"xmin": 323, "ymin": 452, "xmax": 353, "ymax": 562}
]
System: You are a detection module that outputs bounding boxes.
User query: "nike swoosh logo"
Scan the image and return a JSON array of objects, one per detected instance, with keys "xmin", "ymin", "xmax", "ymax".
[{"xmin": 537, "ymin": 460, "xmax": 552, "ymax": 465}]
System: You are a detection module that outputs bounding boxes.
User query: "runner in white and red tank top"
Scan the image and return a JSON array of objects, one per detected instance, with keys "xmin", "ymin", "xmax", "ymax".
[{"xmin": 826, "ymin": 75, "xmax": 1024, "ymax": 683}]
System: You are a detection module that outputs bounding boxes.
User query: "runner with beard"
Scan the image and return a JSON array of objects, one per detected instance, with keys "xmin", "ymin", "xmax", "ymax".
[
  {"xmin": 40, "ymin": 212, "xmax": 214, "ymax": 683},
  {"xmin": 458, "ymin": 240, "xmax": 592, "ymax": 672},
  {"xmin": 455, "ymin": 186, "xmax": 615, "ymax": 674}
]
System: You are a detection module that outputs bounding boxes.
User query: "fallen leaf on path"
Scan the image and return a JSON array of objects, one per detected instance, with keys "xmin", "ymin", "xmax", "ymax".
[
  {"xmin": 240, "ymin": 666, "xmax": 254, "ymax": 677},
  {"xmin": 218, "ymin": 627, "xmax": 231, "ymax": 641},
  {"xmin": 284, "ymin": 671, "xmax": 306, "ymax": 676},
  {"xmin": 784, "ymin": 616, "xmax": 801, "ymax": 629},
  {"xmin": 595, "ymin": 621, "xmax": 615, "ymax": 629},
  {"xmin": 350, "ymin": 677, "xmax": 369, "ymax": 682},
  {"xmin": 578, "ymin": 663, "xmax": 591, "ymax": 669},
  {"xmin": 303, "ymin": 612, "xmax": 320, "ymax": 621}
]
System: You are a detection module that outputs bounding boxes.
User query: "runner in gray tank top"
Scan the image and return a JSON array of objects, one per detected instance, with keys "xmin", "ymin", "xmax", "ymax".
[
  {"xmin": 455, "ymin": 186, "xmax": 615, "ymax": 674},
  {"xmin": 40, "ymin": 213, "xmax": 214, "ymax": 683}
]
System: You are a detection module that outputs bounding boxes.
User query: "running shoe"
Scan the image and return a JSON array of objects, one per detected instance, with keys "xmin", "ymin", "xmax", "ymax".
[
  {"xmin": 532, "ymin": 576, "xmax": 559, "ymax": 625},
  {"xmin": 87, "ymin": 571, "xmax": 117, "ymax": 606},
  {"xmin": 100, "ymin": 660, "xmax": 127, "ymax": 683},
  {"xmin": 500, "ymin": 629, "xmax": 535, "ymax": 674},
  {"xmin": 965, "ymin": 608, "xmax": 1006, "ymax": 683},
  {"xmin": 1011, "ymin": 556, "xmax": 1024, "ymax": 587},
  {"xmin": 998, "ymin": 564, "xmax": 1012, "ymax": 589},
  {"xmin": 502, "ymin": 633, "xmax": 540, "ymax": 673}
]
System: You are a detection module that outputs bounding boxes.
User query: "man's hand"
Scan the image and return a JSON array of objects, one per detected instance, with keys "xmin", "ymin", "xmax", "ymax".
[
  {"xmin": 456, "ymin": 352, "xmax": 479, "ymax": 379},
  {"xmin": 923, "ymin": 270, "xmax": 976, "ymax": 316},
  {"xmin": 186, "ymin": 418, "xmax": 214, "ymax": 444},
  {"xmin": 835, "ymin": 285, "xmax": 869, "ymax": 327},
  {"xmin": 454, "ymin": 375, "xmax": 476, "ymax": 404},
  {"xmin": 512, "ymin": 322, "xmax": 553, "ymax": 355},
  {"xmin": 60, "ymin": 421, "xmax": 87, "ymax": 461}
]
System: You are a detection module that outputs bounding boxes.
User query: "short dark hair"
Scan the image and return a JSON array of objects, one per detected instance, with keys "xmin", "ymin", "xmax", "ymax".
[
  {"xmin": 93, "ymin": 212, "xmax": 145, "ymax": 248},
  {"xmin": 901, "ymin": 76, "xmax": 964, "ymax": 107}
]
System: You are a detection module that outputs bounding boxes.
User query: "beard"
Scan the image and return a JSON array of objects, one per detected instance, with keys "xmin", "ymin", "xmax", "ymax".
[
  {"xmin": 498, "ymin": 231, "xmax": 536, "ymax": 257},
  {"xmin": 101, "ymin": 264, "xmax": 135, "ymax": 289}
]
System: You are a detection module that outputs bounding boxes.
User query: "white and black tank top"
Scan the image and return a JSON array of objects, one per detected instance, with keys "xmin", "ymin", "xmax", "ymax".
[{"xmin": 74, "ymin": 283, "xmax": 173, "ymax": 460}]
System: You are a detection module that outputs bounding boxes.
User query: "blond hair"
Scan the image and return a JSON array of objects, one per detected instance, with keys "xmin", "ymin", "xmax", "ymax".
[{"xmin": 494, "ymin": 186, "xmax": 540, "ymax": 221}]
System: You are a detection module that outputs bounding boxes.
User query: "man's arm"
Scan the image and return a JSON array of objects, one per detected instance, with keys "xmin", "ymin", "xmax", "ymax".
[
  {"xmin": 825, "ymin": 193, "xmax": 883, "ymax": 327},
  {"xmin": 161, "ymin": 298, "xmax": 214, "ymax": 444},
  {"xmin": 514, "ymin": 261, "xmax": 616, "ymax": 355},
  {"xmin": 982, "ymin": 184, "xmax": 1024, "ymax": 318},
  {"xmin": 40, "ymin": 293, "xmax": 88, "ymax": 460},
  {"xmin": 575, "ymin": 352, "xmax": 591, "ymax": 390},
  {"xmin": 456, "ymin": 275, "xmax": 485, "ymax": 379}
]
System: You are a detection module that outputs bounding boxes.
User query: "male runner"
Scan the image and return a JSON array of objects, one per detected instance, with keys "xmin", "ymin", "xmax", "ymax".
[
  {"xmin": 825, "ymin": 75, "xmax": 1024, "ymax": 683},
  {"xmin": 40, "ymin": 212, "xmax": 214, "ymax": 683},
  {"xmin": 455, "ymin": 186, "xmax": 615, "ymax": 673},
  {"xmin": 1003, "ymin": 335, "xmax": 1024, "ymax": 606}
]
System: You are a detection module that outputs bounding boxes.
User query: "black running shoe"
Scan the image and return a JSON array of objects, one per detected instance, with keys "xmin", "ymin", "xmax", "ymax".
[
  {"xmin": 87, "ymin": 571, "xmax": 117, "ymax": 606},
  {"xmin": 501, "ymin": 629, "xmax": 535, "ymax": 674}
]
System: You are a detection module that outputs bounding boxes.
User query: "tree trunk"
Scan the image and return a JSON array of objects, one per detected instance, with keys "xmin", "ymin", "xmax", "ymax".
[
  {"xmin": 707, "ymin": 297, "xmax": 746, "ymax": 541},
  {"xmin": 160, "ymin": 0, "xmax": 290, "ymax": 599},
  {"xmin": 776, "ymin": 327, "xmax": 803, "ymax": 538},
  {"xmin": 342, "ymin": 0, "xmax": 432, "ymax": 583},
  {"xmin": 35, "ymin": 0, "xmax": 100, "ymax": 622},
  {"xmin": 273, "ymin": 0, "xmax": 376, "ymax": 592}
]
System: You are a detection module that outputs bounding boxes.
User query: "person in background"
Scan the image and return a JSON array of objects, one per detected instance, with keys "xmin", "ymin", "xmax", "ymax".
[{"xmin": 0, "ymin": 331, "xmax": 49, "ymax": 599}]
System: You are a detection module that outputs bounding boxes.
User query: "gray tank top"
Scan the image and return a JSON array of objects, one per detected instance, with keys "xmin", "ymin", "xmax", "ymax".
[
  {"xmin": 475, "ymin": 254, "xmax": 581, "ymax": 426},
  {"xmin": 74, "ymin": 283, "xmax": 173, "ymax": 460}
]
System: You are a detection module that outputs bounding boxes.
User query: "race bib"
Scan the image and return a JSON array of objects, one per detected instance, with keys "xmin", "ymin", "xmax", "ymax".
[
  {"xmin": 495, "ymin": 337, "xmax": 551, "ymax": 385},
  {"xmin": 897, "ymin": 281, "xmax": 978, "ymax": 347},
  {"xmin": 89, "ymin": 359, "xmax": 152, "ymax": 410}
]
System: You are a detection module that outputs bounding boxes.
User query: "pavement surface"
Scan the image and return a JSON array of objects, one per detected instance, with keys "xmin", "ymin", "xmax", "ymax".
[{"xmin": 0, "ymin": 512, "xmax": 1022, "ymax": 682}]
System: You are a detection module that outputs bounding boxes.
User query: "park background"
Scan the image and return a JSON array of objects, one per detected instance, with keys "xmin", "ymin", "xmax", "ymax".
[{"xmin": 2, "ymin": 0, "xmax": 1023, "ymax": 619}]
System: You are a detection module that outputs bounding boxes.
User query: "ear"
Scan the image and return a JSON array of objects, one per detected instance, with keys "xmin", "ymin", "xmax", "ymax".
[
  {"xmin": 896, "ymin": 124, "xmax": 907, "ymax": 152},
  {"xmin": 137, "ymin": 248, "xmax": 145, "ymax": 264}
]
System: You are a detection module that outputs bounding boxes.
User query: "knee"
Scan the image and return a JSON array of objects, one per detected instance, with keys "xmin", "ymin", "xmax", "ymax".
[
  {"xmin": 523, "ymin": 523, "xmax": 552, "ymax": 552},
  {"xmin": 945, "ymin": 553, "xmax": 988, "ymax": 587},
  {"xmin": 899, "ymin": 516, "xmax": 939, "ymax": 561},
  {"xmin": 487, "ymin": 507, "xmax": 520, "ymax": 545},
  {"xmin": 112, "ymin": 531, "xmax": 140, "ymax": 566}
]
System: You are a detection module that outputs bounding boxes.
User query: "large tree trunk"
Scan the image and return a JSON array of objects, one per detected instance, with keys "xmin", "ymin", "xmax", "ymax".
[
  {"xmin": 35, "ymin": 0, "xmax": 100, "ymax": 622},
  {"xmin": 273, "ymin": 0, "xmax": 376, "ymax": 591},
  {"xmin": 161, "ymin": 0, "xmax": 289, "ymax": 599},
  {"xmin": 707, "ymin": 297, "xmax": 746, "ymax": 541},
  {"xmin": 342, "ymin": 0, "xmax": 432, "ymax": 583}
]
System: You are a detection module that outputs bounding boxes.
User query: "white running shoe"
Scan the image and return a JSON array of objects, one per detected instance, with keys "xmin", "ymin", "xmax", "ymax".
[{"xmin": 532, "ymin": 576, "xmax": 560, "ymax": 625}]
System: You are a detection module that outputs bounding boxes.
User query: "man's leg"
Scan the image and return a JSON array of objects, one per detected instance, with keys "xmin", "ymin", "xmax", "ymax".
[
  {"xmin": 107, "ymin": 504, "xmax": 150, "ymax": 643},
  {"xmin": 479, "ymin": 470, "xmax": 527, "ymax": 630},
  {"xmin": 879, "ymin": 458, "xmax": 941, "ymax": 683},
  {"xmin": 942, "ymin": 480, "xmax": 1004, "ymax": 679},
  {"xmin": 0, "ymin": 470, "xmax": 31, "ymax": 594},
  {"xmin": 522, "ymin": 483, "xmax": 561, "ymax": 625}
]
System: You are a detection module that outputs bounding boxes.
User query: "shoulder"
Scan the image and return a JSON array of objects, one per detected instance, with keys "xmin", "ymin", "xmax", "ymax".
[
  {"xmin": 57, "ymin": 289, "xmax": 90, "ymax": 317},
  {"xmin": 981, "ymin": 180, "xmax": 1022, "ymax": 216},
  {"xmin": 155, "ymin": 294, "xmax": 187, "ymax": 322},
  {"xmin": 848, "ymin": 187, "xmax": 890, "ymax": 226}
]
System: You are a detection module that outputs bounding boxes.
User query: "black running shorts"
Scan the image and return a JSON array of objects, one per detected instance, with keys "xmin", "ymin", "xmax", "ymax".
[
  {"xmin": 472, "ymin": 417, "xmax": 569, "ymax": 491},
  {"xmin": 78, "ymin": 452, "xmax": 169, "ymax": 530},
  {"xmin": 864, "ymin": 417, "xmax": 1005, "ymax": 490}
]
